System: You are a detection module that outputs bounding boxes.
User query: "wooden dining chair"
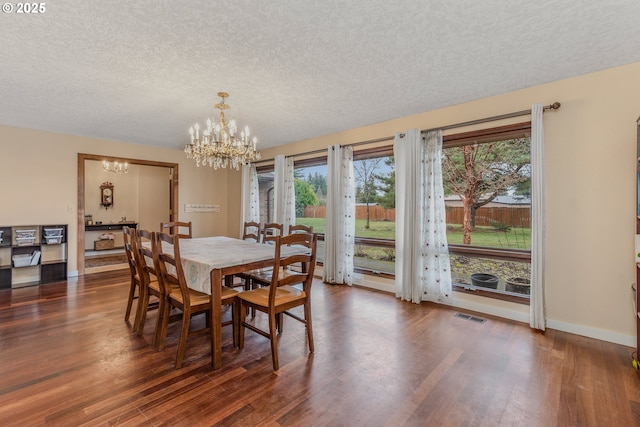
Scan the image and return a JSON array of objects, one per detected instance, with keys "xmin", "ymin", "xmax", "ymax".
[
  {"xmin": 155, "ymin": 232, "xmax": 240, "ymax": 369},
  {"xmin": 122, "ymin": 226, "xmax": 141, "ymax": 326},
  {"xmin": 160, "ymin": 221, "xmax": 192, "ymax": 239},
  {"xmin": 262, "ymin": 223, "xmax": 283, "ymax": 243},
  {"xmin": 245, "ymin": 222, "xmax": 287, "ymax": 290},
  {"xmin": 238, "ymin": 232, "xmax": 318, "ymax": 371},
  {"xmin": 237, "ymin": 222, "xmax": 284, "ymax": 307},
  {"xmin": 231, "ymin": 221, "xmax": 262, "ymax": 291},
  {"xmin": 133, "ymin": 229, "xmax": 164, "ymax": 343},
  {"xmin": 249, "ymin": 224, "xmax": 316, "ymax": 328},
  {"xmin": 242, "ymin": 221, "xmax": 261, "ymax": 242},
  {"xmin": 288, "ymin": 224, "xmax": 314, "ymax": 234}
]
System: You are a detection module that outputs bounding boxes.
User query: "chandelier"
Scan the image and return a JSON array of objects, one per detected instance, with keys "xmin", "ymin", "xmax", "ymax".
[
  {"xmin": 184, "ymin": 92, "xmax": 261, "ymax": 170},
  {"xmin": 103, "ymin": 160, "xmax": 128, "ymax": 174}
]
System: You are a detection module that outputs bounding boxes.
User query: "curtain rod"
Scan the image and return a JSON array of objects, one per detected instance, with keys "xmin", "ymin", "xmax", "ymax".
[{"xmin": 254, "ymin": 102, "xmax": 561, "ymax": 164}]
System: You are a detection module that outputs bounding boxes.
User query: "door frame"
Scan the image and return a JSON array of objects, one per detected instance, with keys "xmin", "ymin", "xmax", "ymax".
[{"xmin": 77, "ymin": 153, "xmax": 179, "ymax": 275}]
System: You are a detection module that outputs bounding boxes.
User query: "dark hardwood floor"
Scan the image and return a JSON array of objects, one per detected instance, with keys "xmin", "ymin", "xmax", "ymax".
[{"xmin": 1, "ymin": 270, "xmax": 639, "ymax": 426}]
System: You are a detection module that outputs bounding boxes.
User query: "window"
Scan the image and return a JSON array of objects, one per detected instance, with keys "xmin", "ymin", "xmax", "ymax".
[
  {"xmin": 256, "ymin": 171, "xmax": 275, "ymax": 225},
  {"xmin": 294, "ymin": 161, "xmax": 327, "ymax": 264},
  {"xmin": 352, "ymin": 150, "xmax": 396, "ymax": 275},
  {"xmin": 442, "ymin": 123, "xmax": 532, "ymax": 300},
  {"xmin": 258, "ymin": 122, "xmax": 532, "ymax": 302},
  {"xmin": 294, "ymin": 149, "xmax": 397, "ymax": 276}
]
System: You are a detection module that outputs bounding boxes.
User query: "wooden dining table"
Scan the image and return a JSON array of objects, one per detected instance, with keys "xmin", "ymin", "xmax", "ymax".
[{"xmin": 168, "ymin": 236, "xmax": 309, "ymax": 369}]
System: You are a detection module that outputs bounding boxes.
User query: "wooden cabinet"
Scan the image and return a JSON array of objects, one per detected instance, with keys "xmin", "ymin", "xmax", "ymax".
[
  {"xmin": 0, "ymin": 224, "xmax": 68, "ymax": 289},
  {"xmin": 84, "ymin": 222, "xmax": 137, "ymax": 252}
]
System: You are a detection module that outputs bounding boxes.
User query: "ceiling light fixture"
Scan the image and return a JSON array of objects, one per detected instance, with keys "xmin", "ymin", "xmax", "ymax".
[
  {"xmin": 103, "ymin": 160, "xmax": 128, "ymax": 174},
  {"xmin": 184, "ymin": 91, "xmax": 261, "ymax": 170}
]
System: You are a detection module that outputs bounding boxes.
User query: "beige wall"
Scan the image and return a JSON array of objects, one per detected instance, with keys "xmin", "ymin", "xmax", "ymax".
[
  {"xmin": 0, "ymin": 127, "xmax": 234, "ymax": 274},
  {"xmin": 137, "ymin": 164, "xmax": 172, "ymax": 233},
  {"xmin": 228, "ymin": 62, "xmax": 640, "ymax": 346}
]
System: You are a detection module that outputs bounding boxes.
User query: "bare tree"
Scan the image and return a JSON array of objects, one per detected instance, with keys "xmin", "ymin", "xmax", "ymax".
[{"xmin": 354, "ymin": 158, "xmax": 382, "ymax": 230}]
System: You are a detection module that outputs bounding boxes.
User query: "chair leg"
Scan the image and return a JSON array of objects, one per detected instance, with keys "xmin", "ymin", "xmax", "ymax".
[
  {"xmin": 124, "ymin": 278, "xmax": 137, "ymax": 322},
  {"xmin": 239, "ymin": 302, "xmax": 246, "ymax": 349},
  {"xmin": 268, "ymin": 311, "xmax": 279, "ymax": 371},
  {"xmin": 152, "ymin": 297, "xmax": 165, "ymax": 349},
  {"xmin": 175, "ymin": 309, "xmax": 191, "ymax": 369},
  {"xmin": 304, "ymin": 300, "xmax": 314, "ymax": 354},
  {"xmin": 231, "ymin": 299, "xmax": 240, "ymax": 348},
  {"xmin": 156, "ymin": 300, "xmax": 171, "ymax": 351},
  {"xmin": 132, "ymin": 285, "xmax": 144, "ymax": 333},
  {"xmin": 136, "ymin": 288, "xmax": 151, "ymax": 336},
  {"xmin": 277, "ymin": 313, "xmax": 284, "ymax": 333}
]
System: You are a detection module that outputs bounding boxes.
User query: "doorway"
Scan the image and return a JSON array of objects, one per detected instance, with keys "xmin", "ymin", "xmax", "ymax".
[{"xmin": 77, "ymin": 153, "xmax": 179, "ymax": 275}]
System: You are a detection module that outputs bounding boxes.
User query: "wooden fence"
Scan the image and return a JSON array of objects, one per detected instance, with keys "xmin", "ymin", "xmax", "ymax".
[
  {"xmin": 302, "ymin": 205, "xmax": 531, "ymax": 228},
  {"xmin": 303, "ymin": 205, "xmax": 396, "ymax": 221}
]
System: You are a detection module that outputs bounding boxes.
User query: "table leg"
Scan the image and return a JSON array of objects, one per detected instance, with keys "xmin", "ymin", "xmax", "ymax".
[{"xmin": 210, "ymin": 268, "xmax": 223, "ymax": 369}]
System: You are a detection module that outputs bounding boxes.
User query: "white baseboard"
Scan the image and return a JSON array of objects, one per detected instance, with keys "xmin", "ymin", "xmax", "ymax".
[
  {"xmin": 546, "ymin": 318, "xmax": 635, "ymax": 348},
  {"xmin": 452, "ymin": 296, "xmax": 635, "ymax": 348},
  {"xmin": 68, "ymin": 270, "xmax": 79, "ymax": 278}
]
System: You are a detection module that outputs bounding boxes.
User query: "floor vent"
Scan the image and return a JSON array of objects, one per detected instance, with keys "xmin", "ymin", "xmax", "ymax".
[{"xmin": 454, "ymin": 312, "xmax": 487, "ymax": 324}]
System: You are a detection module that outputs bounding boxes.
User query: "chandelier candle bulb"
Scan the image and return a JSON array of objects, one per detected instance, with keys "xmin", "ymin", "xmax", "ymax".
[{"xmin": 103, "ymin": 160, "xmax": 129, "ymax": 174}]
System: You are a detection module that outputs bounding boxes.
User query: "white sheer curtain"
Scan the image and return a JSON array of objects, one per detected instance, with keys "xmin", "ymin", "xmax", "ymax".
[
  {"xmin": 274, "ymin": 155, "xmax": 295, "ymax": 232},
  {"xmin": 240, "ymin": 163, "xmax": 260, "ymax": 235},
  {"xmin": 324, "ymin": 145, "xmax": 355, "ymax": 285},
  {"xmin": 395, "ymin": 129, "xmax": 452, "ymax": 304},
  {"xmin": 422, "ymin": 130, "xmax": 452, "ymax": 303},
  {"xmin": 530, "ymin": 104, "xmax": 546, "ymax": 330}
]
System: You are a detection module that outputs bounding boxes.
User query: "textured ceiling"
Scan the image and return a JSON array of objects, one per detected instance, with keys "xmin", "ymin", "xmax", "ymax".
[{"xmin": 1, "ymin": 0, "xmax": 640, "ymax": 150}]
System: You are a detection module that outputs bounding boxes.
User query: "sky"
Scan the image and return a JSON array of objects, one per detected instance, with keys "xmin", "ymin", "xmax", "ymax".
[{"xmin": 297, "ymin": 159, "xmax": 393, "ymax": 181}]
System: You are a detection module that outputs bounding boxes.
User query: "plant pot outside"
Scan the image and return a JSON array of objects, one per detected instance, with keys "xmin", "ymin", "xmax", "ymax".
[
  {"xmin": 470, "ymin": 273, "xmax": 499, "ymax": 289},
  {"xmin": 505, "ymin": 277, "xmax": 530, "ymax": 294}
]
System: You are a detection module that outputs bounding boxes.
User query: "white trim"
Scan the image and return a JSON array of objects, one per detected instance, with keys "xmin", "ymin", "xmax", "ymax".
[
  {"xmin": 68, "ymin": 270, "xmax": 79, "ymax": 278},
  {"xmin": 546, "ymin": 318, "xmax": 635, "ymax": 347}
]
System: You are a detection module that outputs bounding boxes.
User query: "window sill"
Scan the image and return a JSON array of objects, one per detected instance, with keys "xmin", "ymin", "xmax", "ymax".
[
  {"xmin": 348, "ymin": 266, "xmax": 530, "ymax": 305},
  {"xmin": 452, "ymin": 283, "xmax": 530, "ymax": 305}
]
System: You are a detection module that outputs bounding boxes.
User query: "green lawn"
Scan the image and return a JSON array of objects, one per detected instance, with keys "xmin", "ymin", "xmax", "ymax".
[{"xmin": 296, "ymin": 217, "xmax": 530, "ymax": 249}]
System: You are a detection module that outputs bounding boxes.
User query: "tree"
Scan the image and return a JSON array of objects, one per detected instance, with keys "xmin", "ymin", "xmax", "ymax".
[
  {"xmin": 306, "ymin": 172, "xmax": 327, "ymax": 205},
  {"xmin": 442, "ymin": 138, "xmax": 530, "ymax": 245},
  {"xmin": 293, "ymin": 168, "xmax": 304, "ymax": 179},
  {"xmin": 514, "ymin": 176, "xmax": 531, "ymax": 197},
  {"xmin": 294, "ymin": 178, "xmax": 319, "ymax": 217},
  {"xmin": 375, "ymin": 157, "xmax": 395, "ymax": 209},
  {"xmin": 354, "ymin": 158, "xmax": 382, "ymax": 229}
]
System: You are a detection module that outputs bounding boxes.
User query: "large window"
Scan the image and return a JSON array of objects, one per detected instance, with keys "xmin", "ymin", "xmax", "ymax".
[
  {"xmin": 294, "ymin": 162, "xmax": 327, "ymax": 264},
  {"xmin": 256, "ymin": 171, "xmax": 275, "ymax": 225},
  {"xmin": 443, "ymin": 123, "xmax": 532, "ymax": 300},
  {"xmin": 257, "ymin": 122, "xmax": 532, "ymax": 302}
]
